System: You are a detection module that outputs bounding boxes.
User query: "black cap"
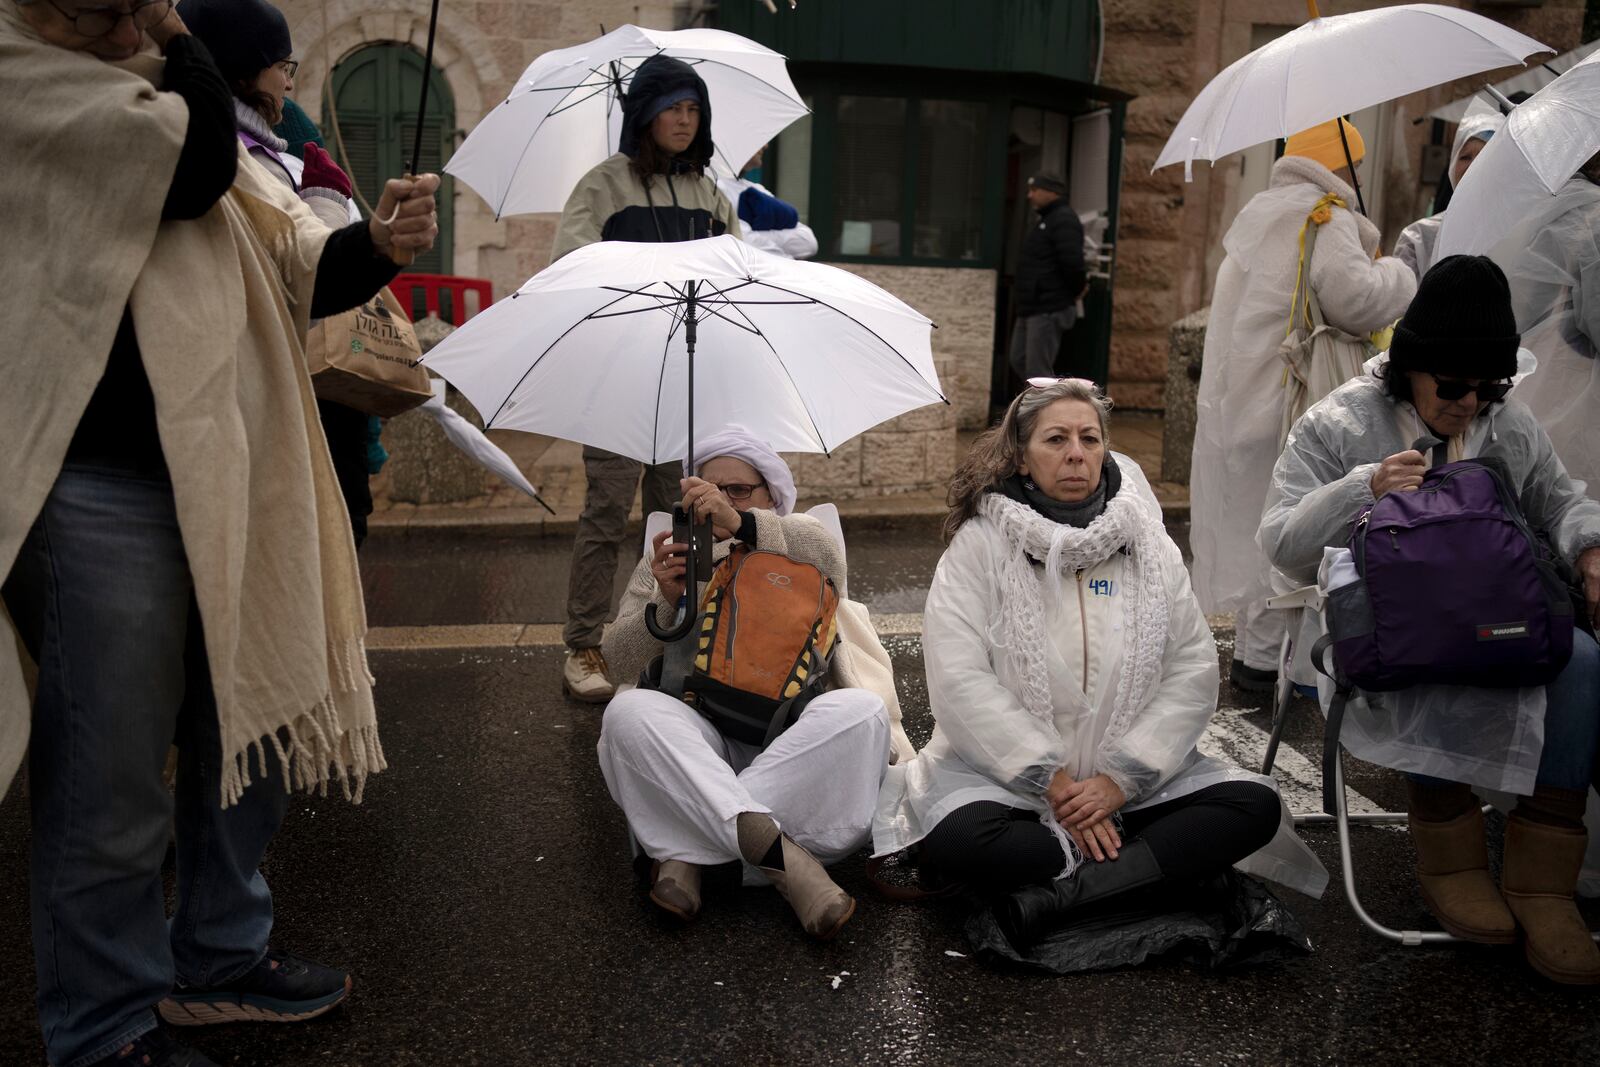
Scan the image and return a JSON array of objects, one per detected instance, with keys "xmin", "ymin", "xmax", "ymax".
[
  {"xmin": 180, "ymin": 0, "xmax": 293, "ymax": 85},
  {"xmin": 1028, "ymin": 173, "xmax": 1067, "ymax": 195},
  {"xmin": 1389, "ymin": 255, "xmax": 1520, "ymax": 381}
]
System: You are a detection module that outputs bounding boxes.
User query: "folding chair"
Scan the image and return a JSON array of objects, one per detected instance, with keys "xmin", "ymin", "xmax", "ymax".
[{"xmin": 1258, "ymin": 584, "xmax": 1455, "ymax": 946}]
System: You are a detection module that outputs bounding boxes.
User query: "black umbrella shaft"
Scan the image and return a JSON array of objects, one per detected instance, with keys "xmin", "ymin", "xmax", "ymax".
[
  {"xmin": 1336, "ymin": 118, "xmax": 1367, "ymax": 216},
  {"xmin": 409, "ymin": 0, "xmax": 443, "ymax": 177},
  {"xmin": 685, "ymin": 280, "xmax": 698, "ymax": 477}
]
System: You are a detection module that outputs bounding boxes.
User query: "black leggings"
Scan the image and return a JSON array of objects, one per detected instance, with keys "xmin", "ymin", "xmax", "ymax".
[{"xmin": 917, "ymin": 781, "xmax": 1281, "ymax": 890}]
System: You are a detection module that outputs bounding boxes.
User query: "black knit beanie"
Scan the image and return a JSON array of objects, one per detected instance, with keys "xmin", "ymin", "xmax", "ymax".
[
  {"xmin": 1388, "ymin": 254, "xmax": 1520, "ymax": 380},
  {"xmin": 179, "ymin": 0, "xmax": 293, "ymax": 85}
]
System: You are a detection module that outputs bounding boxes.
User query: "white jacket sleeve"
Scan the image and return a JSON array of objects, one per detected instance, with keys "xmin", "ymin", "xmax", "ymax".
[
  {"xmin": 1503, "ymin": 415, "xmax": 1600, "ymax": 565},
  {"xmin": 923, "ymin": 525, "xmax": 1066, "ymax": 794},
  {"xmin": 743, "ymin": 222, "xmax": 819, "ymax": 260},
  {"xmin": 1309, "ymin": 210, "xmax": 1417, "ymax": 336},
  {"xmin": 1099, "ymin": 554, "xmax": 1220, "ymax": 802},
  {"xmin": 1258, "ymin": 409, "xmax": 1379, "ymax": 586}
]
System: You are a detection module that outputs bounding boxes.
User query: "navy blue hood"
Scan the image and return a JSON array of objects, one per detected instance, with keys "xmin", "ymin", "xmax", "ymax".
[{"xmin": 619, "ymin": 55, "xmax": 714, "ymax": 170}]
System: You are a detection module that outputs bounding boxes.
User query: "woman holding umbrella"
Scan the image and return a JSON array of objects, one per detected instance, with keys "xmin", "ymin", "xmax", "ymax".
[
  {"xmin": 556, "ymin": 54, "xmax": 743, "ymax": 705},
  {"xmin": 1191, "ymin": 119, "xmax": 1416, "ymax": 695},
  {"xmin": 1394, "ymin": 107, "xmax": 1505, "ymax": 279}
]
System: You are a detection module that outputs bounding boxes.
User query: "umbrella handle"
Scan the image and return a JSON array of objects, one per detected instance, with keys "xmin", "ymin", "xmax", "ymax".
[{"xmin": 645, "ymin": 512, "xmax": 712, "ymax": 644}]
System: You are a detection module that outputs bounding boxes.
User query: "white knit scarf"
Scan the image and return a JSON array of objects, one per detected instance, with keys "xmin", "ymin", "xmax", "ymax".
[{"xmin": 979, "ymin": 491, "xmax": 1175, "ymax": 875}]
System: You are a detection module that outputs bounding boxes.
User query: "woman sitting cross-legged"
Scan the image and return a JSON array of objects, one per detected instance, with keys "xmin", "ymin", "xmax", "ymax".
[
  {"xmin": 597, "ymin": 428, "xmax": 915, "ymax": 940},
  {"xmin": 873, "ymin": 378, "xmax": 1324, "ymax": 952}
]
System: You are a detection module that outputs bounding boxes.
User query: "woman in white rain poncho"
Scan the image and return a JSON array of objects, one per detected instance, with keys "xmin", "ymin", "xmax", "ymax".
[
  {"xmin": 1497, "ymin": 151, "xmax": 1600, "ymax": 490},
  {"xmin": 1259, "ymin": 256, "xmax": 1600, "ymax": 985},
  {"xmin": 1192, "ymin": 119, "xmax": 1416, "ymax": 693},
  {"xmin": 873, "ymin": 379, "xmax": 1324, "ymax": 953},
  {"xmin": 1394, "ymin": 105, "xmax": 1505, "ymax": 279}
]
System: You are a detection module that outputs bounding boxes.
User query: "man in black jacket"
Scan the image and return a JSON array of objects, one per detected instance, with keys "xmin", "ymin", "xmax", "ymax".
[{"xmin": 1009, "ymin": 173, "xmax": 1087, "ymax": 382}]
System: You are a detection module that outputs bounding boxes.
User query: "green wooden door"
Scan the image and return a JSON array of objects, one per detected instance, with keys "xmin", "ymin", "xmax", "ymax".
[{"xmin": 327, "ymin": 44, "xmax": 454, "ymax": 276}]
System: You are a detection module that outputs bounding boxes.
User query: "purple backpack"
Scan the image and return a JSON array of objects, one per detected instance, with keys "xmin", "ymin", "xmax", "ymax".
[{"xmin": 1323, "ymin": 458, "xmax": 1575, "ymax": 692}]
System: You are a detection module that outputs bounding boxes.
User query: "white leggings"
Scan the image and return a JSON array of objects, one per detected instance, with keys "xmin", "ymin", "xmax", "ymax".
[{"xmin": 597, "ymin": 687, "xmax": 890, "ymax": 876}]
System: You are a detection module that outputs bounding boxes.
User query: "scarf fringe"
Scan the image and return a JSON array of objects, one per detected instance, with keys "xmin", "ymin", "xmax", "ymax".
[
  {"xmin": 218, "ymin": 636, "xmax": 385, "ymax": 808},
  {"xmin": 1042, "ymin": 812, "xmax": 1083, "ymax": 880}
]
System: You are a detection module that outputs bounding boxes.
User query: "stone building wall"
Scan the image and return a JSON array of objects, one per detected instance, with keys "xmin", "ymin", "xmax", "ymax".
[
  {"xmin": 1099, "ymin": 0, "xmax": 1584, "ymax": 411},
  {"xmin": 277, "ymin": 0, "xmax": 675, "ymax": 307}
]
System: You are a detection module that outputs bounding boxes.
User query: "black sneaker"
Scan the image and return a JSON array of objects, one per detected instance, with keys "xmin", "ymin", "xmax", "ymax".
[
  {"xmin": 1229, "ymin": 659, "xmax": 1279, "ymax": 693},
  {"xmin": 158, "ymin": 948, "xmax": 351, "ymax": 1026},
  {"xmin": 90, "ymin": 1028, "xmax": 217, "ymax": 1066}
]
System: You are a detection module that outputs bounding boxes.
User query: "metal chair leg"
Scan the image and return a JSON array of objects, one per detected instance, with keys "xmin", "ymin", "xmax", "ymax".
[{"xmin": 1262, "ymin": 629, "xmax": 1294, "ymax": 775}]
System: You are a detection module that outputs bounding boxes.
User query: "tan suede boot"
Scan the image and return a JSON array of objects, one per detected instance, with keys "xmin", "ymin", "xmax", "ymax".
[
  {"xmin": 759, "ymin": 837, "xmax": 856, "ymax": 941},
  {"xmin": 1502, "ymin": 814, "xmax": 1600, "ymax": 985},
  {"xmin": 649, "ymin": 860, "xmax": 701, "ymax": 922},
  {"xmin": 1409, "ymin": 805, "xmax": 1516, "ymax": 944}
]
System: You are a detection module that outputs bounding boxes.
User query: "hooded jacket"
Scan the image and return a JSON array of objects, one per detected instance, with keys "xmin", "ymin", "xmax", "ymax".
[{"xmin": 551, "ymin": 55, "xmax": 739, "ymax": 260}]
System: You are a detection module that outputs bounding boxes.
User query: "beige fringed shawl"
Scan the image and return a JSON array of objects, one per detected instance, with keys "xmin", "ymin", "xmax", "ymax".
[{"xmin": 0, "ymin": 9, "xmax": 383, "ymax": 807}]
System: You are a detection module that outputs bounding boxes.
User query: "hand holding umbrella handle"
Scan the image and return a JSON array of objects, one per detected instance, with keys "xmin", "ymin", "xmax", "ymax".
[{"xmin": 370, "ymin": 174, "xmax": 441, "ymax": 267}]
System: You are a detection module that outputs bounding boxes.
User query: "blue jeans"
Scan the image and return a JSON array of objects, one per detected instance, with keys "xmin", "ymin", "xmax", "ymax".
[
  {"xmin": 1411, "ymin": 627, "xmax": 1600, "ymax": 794},
  {"xmin": 3, "ymin": 467, "xmax": 289, "ymax": 1067}
]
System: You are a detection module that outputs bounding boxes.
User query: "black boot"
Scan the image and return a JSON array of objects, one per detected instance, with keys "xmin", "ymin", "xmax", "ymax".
[{"xmin": 996, "ymin": 839, "xmax": 1164, "ymax": 950}]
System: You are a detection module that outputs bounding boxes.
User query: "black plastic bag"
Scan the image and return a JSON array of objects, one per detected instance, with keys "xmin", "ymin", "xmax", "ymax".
[{"xmin": 964, "ymin": 870, "xmax": 1312, "ymax": 974}]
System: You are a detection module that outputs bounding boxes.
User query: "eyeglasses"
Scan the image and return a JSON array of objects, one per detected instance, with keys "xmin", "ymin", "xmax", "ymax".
[
  {"xmin": 43, "ymin": 0, "xmax": 172, "ymax": 39},
  {"xmin": 716, "ymin": 482, "xmax": 766, "ymax": 501},
  {"xmin": 276, "ymin": 59, "xmax": 300, "ymax": 78},
  {"xmin": 1428, "ymin": 374, "xmax": 1511, "ymax": 403}
]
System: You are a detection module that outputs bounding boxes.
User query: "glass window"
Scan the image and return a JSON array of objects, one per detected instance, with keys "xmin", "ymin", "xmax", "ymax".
[
  {"xmin": 832, "ymin": 95, "xmax": 906, "ymax": 257},
  {"xmin": 914, "ymin": 100, "xmax": 985, "ymax": 260}
]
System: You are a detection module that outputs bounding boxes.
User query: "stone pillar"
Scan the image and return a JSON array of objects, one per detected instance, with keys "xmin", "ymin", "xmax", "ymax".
[
  {"xmin": 1161, "ymin": 307, "xmax": 1208, "ymax": 485},
  {"xmin": 380, "ymin": 315, "xmax": 490, "ymax": 504}
]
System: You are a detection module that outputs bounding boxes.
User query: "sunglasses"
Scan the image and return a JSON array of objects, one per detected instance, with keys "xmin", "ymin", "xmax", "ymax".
[
  {"xmin": 1429, "ymin": 374, "xmax": 1511, "ymax": 403},
  {"xmin": 1027, "ymin": 376, "xmax": 1099, "ymax": 390},
  {"xmin": 716, "ymin": 482, "xmax": 766, "ymax": 501}
]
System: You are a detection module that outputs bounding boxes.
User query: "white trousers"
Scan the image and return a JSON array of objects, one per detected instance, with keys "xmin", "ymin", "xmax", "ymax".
[
  {"xmin": 1236, "ymin": 596, "xmax": 1287, "ymax": 672},
  {"xmin": 597, "ymin": 687, "xmax": 891, "ymax": 874}
]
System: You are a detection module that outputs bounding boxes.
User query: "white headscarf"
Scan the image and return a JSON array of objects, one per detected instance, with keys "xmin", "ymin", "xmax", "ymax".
[
  {"xmin": 1450, "ymin": 102, "xmax": 1505, "ymax": 176},
  {"xmin": 685, "ymin": 425, "xmax": 798, "ymax": 515}
]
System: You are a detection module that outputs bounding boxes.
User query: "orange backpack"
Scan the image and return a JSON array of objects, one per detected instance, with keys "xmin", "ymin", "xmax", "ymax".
[{"xmin": 682, "ymin": 544, "xmax": 840, "ymax": 748}]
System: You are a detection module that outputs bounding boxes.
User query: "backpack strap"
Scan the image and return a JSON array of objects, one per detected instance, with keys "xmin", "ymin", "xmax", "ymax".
[{"xmin": 1310, "ymin": 633, "xmax": 1352, "ymax": 817}]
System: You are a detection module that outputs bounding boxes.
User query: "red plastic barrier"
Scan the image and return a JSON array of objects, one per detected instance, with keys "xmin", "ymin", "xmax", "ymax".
[{"xmin": 391, "ymin": 273, "xmax": 494, "ymax": 326}]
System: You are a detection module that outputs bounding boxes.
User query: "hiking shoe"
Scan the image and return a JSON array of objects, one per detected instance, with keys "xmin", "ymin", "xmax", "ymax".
[
  {"xmin": 1229, "ymin": 659, "xmax": 1278, "ymax": 694},
  {"xmin": 159, "ymin": 949, "xmax": 351, "ymax": 1026},
  {"xmin": 562, "ymin": 647, "xmax": 616, "ymax": 703},
  {"xmin": 89, "ymin": 1028, "xmax": 217, "ymax": 1066}
]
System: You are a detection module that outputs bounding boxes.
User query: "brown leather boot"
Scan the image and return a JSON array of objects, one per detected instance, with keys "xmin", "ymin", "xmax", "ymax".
[
  {"xmin": 1408, "ymin": 805, "xmax": 1515, "ymax": 944},
  {"xmin": 648, "ymin": 860, "xmax": 701, "ymax": 922},
  {"xmin": 759, "ymin": 837, "xmax": 856, "ymax": 941},
  {"xmin": 1502, "ymin": 812, "xmax": 1600, "ymax": 985}
]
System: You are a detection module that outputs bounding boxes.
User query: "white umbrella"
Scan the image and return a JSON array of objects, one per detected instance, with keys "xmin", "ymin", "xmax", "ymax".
[
  {"xmin": 445, "ymin": 25, "xmax": 808, "ymax": 218},
  {"xmin": 1154, "ymin": 3, "xmax": 1550, "ymax": 181},
  {"xmin": 417, "ymin": 389, "xmax": 555, "ymax": 514},
  {"xmin": 418, "ymin": 234, "xmax": 943, "ymax": 467},
  {"xmin": 1427, "ymin": 39, "xmax": 1599, "ymax": 124},
  {"xmin": 1436, "ymin": 50, "xmax": 1600, "ymax": 260}
]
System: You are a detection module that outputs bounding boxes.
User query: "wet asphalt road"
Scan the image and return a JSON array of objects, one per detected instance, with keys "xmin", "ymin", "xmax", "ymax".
[{"xmin": 4, "ymin": 523, "xmax": 1599, "ymax": 1066}]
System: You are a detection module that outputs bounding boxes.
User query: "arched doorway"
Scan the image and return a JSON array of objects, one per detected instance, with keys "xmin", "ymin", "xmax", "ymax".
[{"xmin": 327, "ymin": 43, "xmax": 455, "ymax": 277}]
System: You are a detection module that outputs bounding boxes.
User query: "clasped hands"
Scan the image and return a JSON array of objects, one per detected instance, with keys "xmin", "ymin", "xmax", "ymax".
[
  {"xmin": 1047, "ymin": 769, "xmax": 1127, "ymax": 863},
  {"xmin": 648, "ymin": 477, "xmax": 742, "ymax": 602}
]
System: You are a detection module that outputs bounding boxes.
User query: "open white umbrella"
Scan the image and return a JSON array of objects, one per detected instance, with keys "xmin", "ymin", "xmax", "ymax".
[
  {"xmin": 1426, "ymin": 39, "xmax": 1599, "ymax": 124},
  {"xmin": 1436, "ymin": 50, "xmax": 1600, "ymax": 260},
  {"xmin": 1154, "ymin": 2, "xmax": 1550, "ymax": 184},
  {"xmin": 418, "ymin": 234, "xmax": 942, "ymax": 465},
  {"xmin": 445, "ymin": 25, "xmax": 808, "ymax": 219}
]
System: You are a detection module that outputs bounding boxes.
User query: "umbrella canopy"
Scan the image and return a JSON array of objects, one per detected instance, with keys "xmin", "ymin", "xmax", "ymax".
[
  {"xmin": 1436, "ymin": 50, "xmax": 1600, "ymax": 260},
  {"xmin": 1153, "ymin": 3, "xmax": 1549, "ymax": 180},
  {"xmin": 1427, "ymin": 39, "xmax": 1599, "ymax": 124},
  {"xmin": 445, "ymin": 25, "xmax": 807, "ymax": 218},
  {"xmin": 417, "ymin": 235, "xmax": 943, "ymax": 466}
]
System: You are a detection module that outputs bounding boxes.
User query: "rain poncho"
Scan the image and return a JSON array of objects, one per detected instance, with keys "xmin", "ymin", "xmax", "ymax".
[
  {"xmin": 1394, "ymin": 107, "xmax": 1505, "ymax": 279},
  {"xmin": 1258, "ymin": 358, "xmax": 1600, "ymax": 793},
  {"xmin": 1192, "ymin": 155, "xmax": 1416, "ymax": 618},
  {"xmin": 873, "ymin": 461, "xmax": 1326, "ymax": 898},
  {"xmin": 1494, "ymin": 176, "xmax": 1600, "ymax": 489}
]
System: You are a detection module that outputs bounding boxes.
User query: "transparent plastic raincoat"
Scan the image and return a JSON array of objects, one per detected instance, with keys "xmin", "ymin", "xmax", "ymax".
[
  {"xmin": 1495, "ymin": 176, "xmax": 1600, "ymax": 489},
  {"xmin": 1258, "ymin": 359, "xmax": 1600, "ymax": 793},
  {"xmin": 874, "ymin": 461, "xmax": 1327, "ymax": 897},
  {"xmin": 1192, "ymin": 156, "xmax": 1416, "ymax": 617}
]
